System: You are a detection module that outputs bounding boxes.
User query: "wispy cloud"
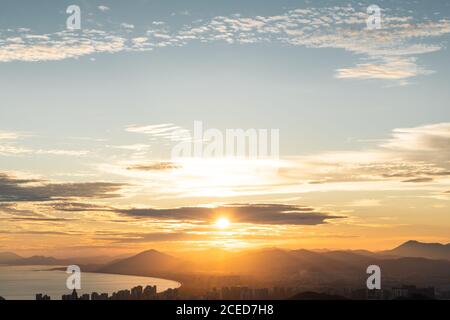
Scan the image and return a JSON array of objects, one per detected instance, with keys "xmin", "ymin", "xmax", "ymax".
[
  {"xmin": 95, "ymin": 231, "xmax": 205, "ymax": 243},
  {"xmin": 1, "ymin": 5, "xmax": 448, "ymax": 84},
  {"xmin": 98, "ymin": 5, "xmax": 110, "ymax": 12},
  {"xmin": 285, "ymin": 122, "xmax": 450, "ymax": 188},
  {"xmin": 335, "ymin": 57, "xmax": 432, "ymax": 84},
  {"xmin": 102, "ymin": 122, "xmax": 450, "ymax": 199},
  {"xmin": 126, "ymin": 123, "xmax": 190, "ymax": 141},
  {"xmin": 34, "ymin": 149, "xmax": 90, "ymax": 156},
  {"xmin": 0, "ymin": 145, "xmax": 30, "ymax": 155},
  {"xmin": 0, "ymin": 30, "xmax": 126, "ymax": 62},
  {"xmin": 120, "ymin": 23, "xmax": 135, "ymax": 30},
  {"xmin": 170, "ymin": 6, "xmax": 450, "ymax": 83},
  {"xmin": 127, "ymin": 161, "xmax": 181, "ymax": 171},
  {"xmin": 0, "ymin": 144, "xmax": 90, "ymax": 157},
  {"xmin": 0, "ymin": 130, "xmax": 22, "ymax": 140},
  {"xmin": 0, "ymin": 129, "xmax": 90, "ymax": 157}
]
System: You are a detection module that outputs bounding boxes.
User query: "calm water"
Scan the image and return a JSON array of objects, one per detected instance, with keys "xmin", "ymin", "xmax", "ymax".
[{"xmin": 0, "ymin": 265, "xmax": 180, "ymax": 300}]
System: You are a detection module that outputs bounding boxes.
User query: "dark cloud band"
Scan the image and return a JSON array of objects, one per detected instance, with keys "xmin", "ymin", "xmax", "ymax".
[
  {"xmin": 0, "ymin": 173, "xmax": 125, "ymax": 202},
  {"xmin": 116, "ymin": 203, "xmax": 343, "ymax": 226}
]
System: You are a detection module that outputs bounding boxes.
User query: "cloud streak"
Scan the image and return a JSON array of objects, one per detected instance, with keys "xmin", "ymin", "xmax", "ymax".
[
  {"xmin": 117, "ymin": 203, "xmax": 343, "ymax": 226},
  {"xmin": 0, "ymin": 173, "xmax": 125, "ymax": 202},
  {"xmin": 127, "ymin": 161, "xmax": 181, "ymax": 171},
  {"xmin": 0, "ymin": 30, "xmax": 126, "ymax": 62}
]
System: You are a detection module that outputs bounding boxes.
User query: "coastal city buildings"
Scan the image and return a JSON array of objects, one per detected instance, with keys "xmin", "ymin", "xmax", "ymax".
[{"xmin": 30, "ymin": 284, "xmax": 444, "ymax": 300}]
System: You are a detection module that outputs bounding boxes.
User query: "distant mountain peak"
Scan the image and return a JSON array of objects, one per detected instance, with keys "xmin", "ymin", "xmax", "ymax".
[
  {"xmin": 97, "ymin": 248, "xmax": 182, "ymax": 277},
  {"xmin": 139, "ymin": 249, "xmax": 161, "ymax": 255},
  {"xmin": 385, "ymin": 240, "xmax": 450, "ymax": 261},
  {"xmin": 0, "ymin": 252, "xmax": 23, "ymax": 262},
  {"xmin": 397, "ymin": 240, "xmax": 449, "ymax": 249},
  {"xmin": 403, "ymin": 240, "xmax": 420, "ymax": 245}
]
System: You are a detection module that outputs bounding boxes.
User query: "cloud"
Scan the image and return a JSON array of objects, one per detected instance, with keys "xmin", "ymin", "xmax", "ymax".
[
  {"xmin": 126, "ymin": 123, "xmax": 189, "ymax": 141},
  {"xmin": 34, "ymin": 149, "xmax": 90, "ymax": 156},
  {"xmin": 0, "ymin": 131, "xmax": 32, "ymax": 155},
  {"xmin": 98, "ymin": 5, "xmax": 110, "ymax": 12},
  {"xmin": 5, "ymin": 217, "xmax": 72, "ymax": 222},
  {"xmin": 116, "ymin": 203, "xmax": 343, "ymax": 225},
  {"xmin": 298, "ymin": 122, "xmax": 450, "ymax": 184},
  {"xmin": 0, "ymin": 145, "xmax": 89, "ymax": 157},
  {"xmin": 0, "ymin": 131, "xmax": 90, "ymax": 156},
  {"xmin": 120, "ymin": 23, "xmax": 135, "ymax": 29},
  {"xmin": 95, "ymin": 231, "xmax": 204, "ymax": 243},
  {"xmin": 0, "ymin": 172, "xmax": 125, "ymax": 202},
  {"xmin": 110, "ymin": 144, "xmax": 151, "ymax": 152},
  {"xmin": 127, "ymin": 161, "xmax": 181, "ymax": 171},
  {"xmin": 0, "ymin": 131, "xmax": 21, "ymax": 140},
  {"xmin": 172, "ymin": 6, "xmax": 450, "ymax": 83},
  {"xmin": 41, "ymin": 201, "xmax": 113, "ymax": 212},
  {"xmin": 1, "ymin": 5, "xmax": 448, "ymax": 83},
  {"xmin": 0, "ymin": 203, "xmax": 41, "ymax": 217},
  {"xmin": 382, "ymin": 169, "xmax": 450, "ymax": 179},
  {"xmin": 382, "ymin": 122, "xmax": 450, "ymax": 154},
  {"xmin": 0, "ymin": 229, "xmax": 80, "ymax": 236},
  {"xmin": 0, "ymin": 30, "xmax": 126, "ymax": 62},
  {"xmin": 125, "ymin": 124, "xmax": 191, "ymax": 146},
  {"xmin": 95, "ymin": 230, "xmax": 360, "ymax": 244},
  {"xmin": 10, "ymin": 201, "xmax": 341, "ymax": 227},
  {"xmin": 0, "ymin": 144, "xmax": 31, "ymax": 155},
  {"xmin": 335, "ymin": 57, "xmax": 432, "ymax": 83},
  {"xmin": 402, "ymin": 177, "xmax": 434, "ymax": 183},
  {"xmin": 103, "ymin": 122, "xmax": 450, "ymax": 198}
]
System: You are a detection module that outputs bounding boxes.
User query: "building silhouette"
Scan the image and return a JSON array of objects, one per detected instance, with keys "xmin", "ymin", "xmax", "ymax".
[{"xmin": 36, "ymin": 293, "xmax": 51, "ymax": 300}]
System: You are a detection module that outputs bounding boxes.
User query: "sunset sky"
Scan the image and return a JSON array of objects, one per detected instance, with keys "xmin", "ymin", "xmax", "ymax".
[{"xmin": 1, "ymin": 0, "xmax": 449, "ymax": 257}]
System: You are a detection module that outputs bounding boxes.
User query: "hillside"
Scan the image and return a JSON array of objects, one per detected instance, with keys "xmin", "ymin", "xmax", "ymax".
[
  {"xmin": 97, "ymin": 249, "xmax": 185, "ymax": 277},
  {"xmin": 382, "ymin": 240, "xmax": 450, "ymax": 261},
  {"xmin": 0, "ymin": 252, "xmax": 23, "ymax": 263}
]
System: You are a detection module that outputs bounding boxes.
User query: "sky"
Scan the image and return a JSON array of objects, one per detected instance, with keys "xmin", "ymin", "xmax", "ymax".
[{"xmin": 0, "ymin": 0, "xmax": 449, "ymax": 257}]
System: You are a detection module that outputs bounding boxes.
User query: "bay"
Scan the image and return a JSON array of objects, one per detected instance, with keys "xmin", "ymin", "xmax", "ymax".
[{"xmin": 0, "ymin": 265, "xmax": 180, "ymax": 300}]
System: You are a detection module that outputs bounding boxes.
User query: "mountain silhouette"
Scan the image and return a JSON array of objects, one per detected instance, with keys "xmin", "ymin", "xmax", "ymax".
[
  {"xmin": 9, "ymin": 255, "xmax": 61, "ymax": 265},
  {"xmin": 93, "ymin": 243, "xmax": 450, "ymax": 288},
  {"xmin": 383, "ymin": 240, "xmax": 450, "ymax": 261},
  {"xmin": 4, "ymin": 241, "xmax": 450, "ymax": 289},
  {"xmin": 0, "ymin": 252, "xmax": 126, "ymax": 266},
  {"xmin": 97, "ymin": 249, "xmax": 184, "ymax": 277},
  {"xmin": 0, "ymin": 252, "xmax": 23, "ymax": 263}
]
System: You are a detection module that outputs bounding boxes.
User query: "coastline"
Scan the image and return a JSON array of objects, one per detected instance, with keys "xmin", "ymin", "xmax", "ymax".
[{"xmin": 0, "ymin": 265, "xmax": 181, "ymax": 300}]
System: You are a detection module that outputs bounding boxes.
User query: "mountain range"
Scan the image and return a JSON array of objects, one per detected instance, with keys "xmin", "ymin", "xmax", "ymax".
[
  {"xmin": 0, "ymin": 252, "xmax": 22, "ymax": 263},
  {"xmin": 0, "ymin": 253, "xmax": 126, "ymax": 266},
  {"xmin": 2, "ymin": 240, "xmax": 450, "ymax": 287},
  {"xmin": 94, "ymin": 241, "xmax": 450, "ymax": 287}
]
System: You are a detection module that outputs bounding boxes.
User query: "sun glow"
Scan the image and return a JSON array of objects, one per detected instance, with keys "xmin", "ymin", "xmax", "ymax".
[{"xmin": 215, "ymin": 217, "xmax": 231, "ymax": 229}]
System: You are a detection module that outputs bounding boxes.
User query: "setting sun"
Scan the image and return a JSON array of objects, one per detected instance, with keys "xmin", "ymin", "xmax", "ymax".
[{"xmin": 215, "ymin": 217, "xmax": 231, "ymax": 229}]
